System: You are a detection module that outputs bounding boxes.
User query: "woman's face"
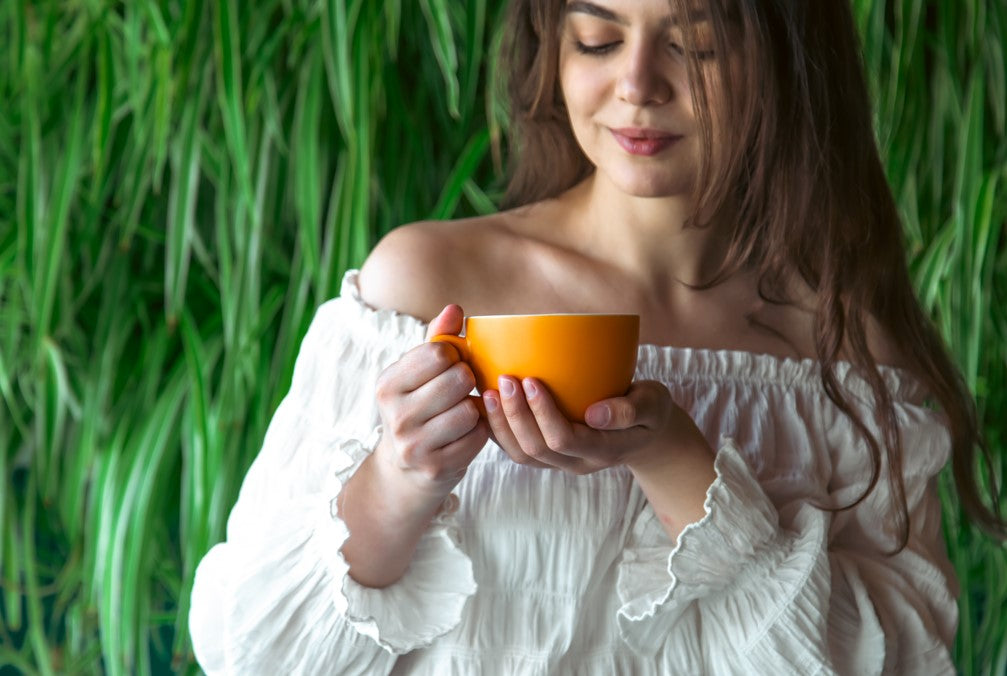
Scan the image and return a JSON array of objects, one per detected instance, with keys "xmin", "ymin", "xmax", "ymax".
[{"xmin": 558, "ymin": 0, "xmax": 720, "ymax": 199}]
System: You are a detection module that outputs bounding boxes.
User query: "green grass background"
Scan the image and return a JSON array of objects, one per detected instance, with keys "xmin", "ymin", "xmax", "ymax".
[{"xmin": 0, "ymin": 0, "xmax": 1004, "ymax": 673}]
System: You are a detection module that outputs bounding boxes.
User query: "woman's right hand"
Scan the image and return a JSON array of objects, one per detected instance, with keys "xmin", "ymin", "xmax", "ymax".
[
  {"xmin": 372, "ymin": 304, "xmax": 489, "ymax": 498},
  {"xmin": 340, "ymin": 304, "xmax": 487, "ymax": 588}
]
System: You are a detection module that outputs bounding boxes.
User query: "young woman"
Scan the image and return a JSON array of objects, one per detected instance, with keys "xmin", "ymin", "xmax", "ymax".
[{"xmin": 189, "ymin": 0, "xmax": 1003, "ymax": 673}]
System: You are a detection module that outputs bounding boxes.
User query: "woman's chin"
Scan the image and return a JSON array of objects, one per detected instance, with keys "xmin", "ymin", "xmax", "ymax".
[{"xmin": 607, "ymin": 174, "xmax": 695, "ymax": 200}]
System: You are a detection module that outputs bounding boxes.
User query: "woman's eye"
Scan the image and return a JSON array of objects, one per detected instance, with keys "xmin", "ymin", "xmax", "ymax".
[
  {"xmin": 670, "ymin": 42, "xmax": 716, "ymax": 61},
  {"xmin": 574, "ymin": 41, "xmax": 620, "ymax": 56}
]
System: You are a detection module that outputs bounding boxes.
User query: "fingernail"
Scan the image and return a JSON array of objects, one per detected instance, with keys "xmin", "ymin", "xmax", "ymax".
[
  {"xmin": 499, "ymin": 377, "xmax": 515, "ymax": 398},
  {"xmin": 483, "ymin": 392, "xmax": 498, "ymax": 412},
  {"xmin": 522, "ymin": 379, "xmax": 538, "ymax": 399},
  {"xmin": 587, "ymin": 406, "xmax": 610, "ymax": 428}
]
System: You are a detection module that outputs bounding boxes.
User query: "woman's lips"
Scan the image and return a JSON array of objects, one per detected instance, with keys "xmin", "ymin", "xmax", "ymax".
[{"xmin": 610, "ymin": 128, "xmax": 681, "ymax": 156}]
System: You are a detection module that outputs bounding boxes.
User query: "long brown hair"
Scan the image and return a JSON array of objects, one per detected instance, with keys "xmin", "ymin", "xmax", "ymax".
[{"xmin": 500, "ymin": 0, "xmax": 1006, "ymax": 547}]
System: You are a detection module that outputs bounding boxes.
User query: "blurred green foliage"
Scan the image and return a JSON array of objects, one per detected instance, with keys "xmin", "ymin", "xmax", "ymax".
[{"xmin": 0, "ymin": 0, "xmax": 1003, "ymax": 673}]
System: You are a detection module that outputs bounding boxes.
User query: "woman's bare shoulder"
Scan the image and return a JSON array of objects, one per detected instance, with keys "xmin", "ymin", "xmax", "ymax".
[{"xmin": 357, "ymin": 214, "xmax": 523, "ymax": 322}]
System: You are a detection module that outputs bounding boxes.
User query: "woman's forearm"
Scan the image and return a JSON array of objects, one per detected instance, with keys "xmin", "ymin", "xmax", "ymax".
[{"xmin": 337, "ymin": 436, "xmax": 452, "ymax": 588}]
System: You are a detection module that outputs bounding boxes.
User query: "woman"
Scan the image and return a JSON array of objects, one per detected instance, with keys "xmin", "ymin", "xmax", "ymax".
[{"xmin": 189, "ymin": 0, "xmax": 1003, "ymax": 673}]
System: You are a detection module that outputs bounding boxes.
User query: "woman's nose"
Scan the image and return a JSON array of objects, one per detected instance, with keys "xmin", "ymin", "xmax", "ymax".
[{"xmin": 615, "ymin": 46, "xmax": 674, "ymax": 106}]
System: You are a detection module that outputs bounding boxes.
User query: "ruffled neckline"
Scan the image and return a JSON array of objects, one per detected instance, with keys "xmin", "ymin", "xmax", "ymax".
[{"xmin": 340, "ymin": 270, "xmax": 930, "ymax": 405}]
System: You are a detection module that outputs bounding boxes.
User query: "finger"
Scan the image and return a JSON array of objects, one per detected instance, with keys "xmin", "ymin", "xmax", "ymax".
[
  {"xmin": 520, "ymin": 378, "xmax": 581, "ymax": 456},
  {"xmin": 399, "ymin": 397, "xmax": 481, "ymax": 460},
  {"xmin": 499, "ymin": 376, "xmax": 581, "ymax": 471},
  {"xmin": 407, "ymin": 361, "xmax": 478, "ymax": 422},
  {"xmin": 382, "ymin": 341, "xmax": 463, "ymax": 395},
  {"xmin": 424, "ymin": 304, "xmax": 464, "ymax": 341},
  {"xmin": 435, "ymin": 418, "xmax": 491, "ymax": 469},
  {"xmin": 518, "ymin": 380, "xmax": 616, "ymax": 472},
  {"xmin": 584, "ymin": 380, "xmax": 670, "ymax": 431},
  {"xmin": 403, "ymin": 417, "xmax": 489, "ymax": 487},
  {"xmin": 482, "ymin": 389, "xmax": 550, "ymax": 468}
]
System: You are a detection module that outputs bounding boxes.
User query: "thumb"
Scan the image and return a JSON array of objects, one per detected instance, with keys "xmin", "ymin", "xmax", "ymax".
[{"xmin": 424, "ymin": 304, "xmax": 464, "ymax": 341}]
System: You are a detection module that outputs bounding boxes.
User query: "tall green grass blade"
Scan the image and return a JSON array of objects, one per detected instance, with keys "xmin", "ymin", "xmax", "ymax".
[
  {"xmin": 0, "ymin": 420, "xmax": 20, "ymax": 633},
  {"xmin": 40, "ymin": 339, "xmax": 80, "ymax": 504},
  {"xmin": 175, "ymin": 311, "xmax": 219, "ymax": 665},
  {"xmin": 986, "ymin": 18, "xmax": 1006, "ymax": 136},
  {"xmin": 150, "ymin": 45, "xmax": 172, "ymax": 192},
  {"xmin": 91, "ymin": 26, "xmax": 114, "ymax": 182},
  {"xmin": 2, "ymin": 520, "xmax": 21, "ymax": 632},
  {"xmin": 430, "ymin": 129, "xmax": 490, "ymax": 219},
  {"xmin": 22, "ymin": 475, "xmax": 54, "ymax": 676},
  {"xmin": 165, "ymin": 72, "xmax": 206, "ymax": 325},
  {"xmin": 463, "ymin": 179, "xmax": 497, "ymax": 216},
  {"xmin": 293, "ymin": 48, "xmax": 323, "ymax": 280},
  {"xmin": 461, "ymin": 0, "xmax": 487, "ymax": 123},
  {"xmin": 384, "ymin": 0, "xmax": 403, "ymax": 57},
  {"xmin": 35, "ymin": 67, "xmax": 86, "ymax": 344},
  {"xmin": 212, "ymin": 0, "xmax": 256, "ymax": 229},
  {"xmin": 139, "ymin": 0, "xmax": 170, "ymax": 46},
  {"xmin": 17, "ymin": 52, "xmax": 40, "ymax": 305},
  {"xmin": 420, "ymin": 0, "xmax": 461, "ymax": 120},
  {"xmin": 322, "ymin": 0, "xmax": 357, "ymax": 140},
  {"xmin": 93, "ymin": 434, "xmax": 124, "ymax": 674}
]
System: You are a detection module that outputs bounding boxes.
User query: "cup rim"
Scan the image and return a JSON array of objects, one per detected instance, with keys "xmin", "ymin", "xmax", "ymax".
[{"xmin": 466, "ymin": 313, "xmax": 639, "ymax": 319}]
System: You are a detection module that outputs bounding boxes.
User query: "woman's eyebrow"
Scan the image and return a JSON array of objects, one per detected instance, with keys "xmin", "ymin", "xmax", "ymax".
[
  {"xmin": 565, "ymin": 2, "xmax": 629, "ymax": 26},
  {"xmin": 564, "ymin": 2, "xmax": 708, "ymax": 28}
]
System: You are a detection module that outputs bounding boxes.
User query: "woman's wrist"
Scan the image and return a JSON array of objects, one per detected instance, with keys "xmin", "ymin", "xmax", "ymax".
[
  {"xmin": 626, "ymin": 405, "xmax": 713, "ymax": 472},
  {"xmin": 369, "ymin": 434, "xmax": 458, "ymax": 519},
  {"xmin": 626, "ymin": 406, "xmax": 717, "ymax": 543},
  {"xmin": 339, "ymin": 440, "xmax": 455, "ymax": 589}
]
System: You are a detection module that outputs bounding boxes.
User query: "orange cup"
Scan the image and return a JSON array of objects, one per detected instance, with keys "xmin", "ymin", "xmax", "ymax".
[{"xmin": 430, "ymin": 314, "xmax": 640, "ymax": 422}]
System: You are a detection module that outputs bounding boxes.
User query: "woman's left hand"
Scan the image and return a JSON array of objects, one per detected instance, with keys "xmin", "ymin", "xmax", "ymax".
[{"xmin": 482, "ymin": 376, "xmax": 702, "ymax": 474}]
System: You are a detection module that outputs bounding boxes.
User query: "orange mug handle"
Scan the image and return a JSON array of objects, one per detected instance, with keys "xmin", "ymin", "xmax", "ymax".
[{"xmin": 428, "ymin": 334, "xmax": 486, "ymax": 417}]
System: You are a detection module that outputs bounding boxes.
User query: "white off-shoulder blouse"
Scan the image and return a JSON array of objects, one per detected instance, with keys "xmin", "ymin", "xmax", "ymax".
[{"xmin": 189, "ymin": 270, "xmax": 958, "ymax": 675}]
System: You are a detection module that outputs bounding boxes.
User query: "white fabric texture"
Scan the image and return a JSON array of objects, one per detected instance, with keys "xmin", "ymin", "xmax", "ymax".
[{"xmin": 189, "ymin": 270, "xmax": 959, "ymax": 675}]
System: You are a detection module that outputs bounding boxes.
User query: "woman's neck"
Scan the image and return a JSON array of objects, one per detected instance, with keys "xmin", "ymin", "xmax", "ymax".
[{"xmin": 557, "ymin": 173, "xmax": 733, "ymax": 291}]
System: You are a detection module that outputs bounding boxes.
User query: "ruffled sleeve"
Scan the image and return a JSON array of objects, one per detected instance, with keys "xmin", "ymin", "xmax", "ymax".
[
  {"xmin": 189, "ymin": 271, "xmax": 477, "ymax": 675},
  {"xmin": 617, "ymin": 406, "xmax": 957, "ymax": 675}
]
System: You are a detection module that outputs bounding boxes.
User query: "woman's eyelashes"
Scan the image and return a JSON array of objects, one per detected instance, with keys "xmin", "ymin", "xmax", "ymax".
[
  {"xmin": 574, "ymin": 40, "xmax": 620, "ymax": 56},
  {"xmin": 685, "ymin": 47, "xmax": 717, "ymax": 60},
  {"xmin": 572, "ymin": 38, "xmax": 715, "ymax": 60},
  {"xmin": 670, "ymin": 42, "xmax": 716, "ymax": 60}
]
